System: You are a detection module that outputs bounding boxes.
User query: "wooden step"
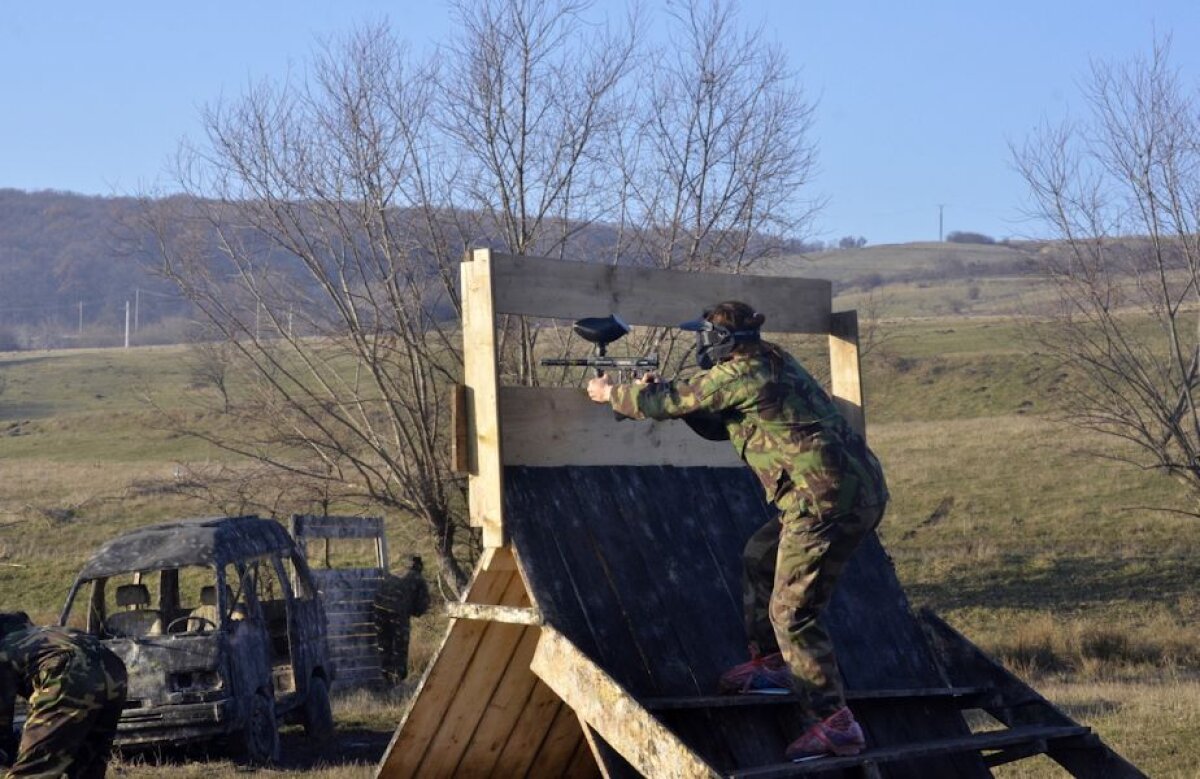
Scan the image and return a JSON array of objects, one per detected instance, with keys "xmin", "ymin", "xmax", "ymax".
[
  {"xmin": 642, "ymin": 686, "xmax": 993, "ymax": 711},
  {"xmin": 725, "ymin": 724, "xmax": 1091, "ymax": 778}
]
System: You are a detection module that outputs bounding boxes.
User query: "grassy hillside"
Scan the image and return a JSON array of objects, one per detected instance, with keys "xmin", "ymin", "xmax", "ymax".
[{"xmin": 1, "ymin": 307, "xmax": 1197, "ymax": 774}]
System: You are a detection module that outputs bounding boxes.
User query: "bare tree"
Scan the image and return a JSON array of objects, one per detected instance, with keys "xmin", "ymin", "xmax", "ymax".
[
  {"xmin": 440, "ymin": 0, "xmax": 637, "ymax": 383},
  {"xmin": 149, "ymin": 24, "xmax": 474, "ymax": 590},
  {"xmin": 1014, "ymin": 38, "xmax": 1200, "ymax": 512},
  {"xmin": 147, "ymin": 2, "xmax": 821, "ymax": 591},
  {"xmin": 614, "ymin": 0, "xmax": 820, "ymax": 371}
]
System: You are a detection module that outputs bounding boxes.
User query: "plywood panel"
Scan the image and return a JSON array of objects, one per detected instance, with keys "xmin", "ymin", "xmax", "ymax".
[
  {"xmin": 487, "ymin": 253, "xmax": 832, "ymax": 333},
  {"xmin": 377, "ymin": 549, "xmax": 523, "ymax": 777},
  {"xmin": 500, "ymin": 386, "xmax": 743, "ymax": 467}
]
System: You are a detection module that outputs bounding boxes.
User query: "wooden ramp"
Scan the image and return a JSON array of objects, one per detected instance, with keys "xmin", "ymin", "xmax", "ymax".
[{"xmin": 376, "ymin": 251, "xmax": 1143, "ymax": 778}]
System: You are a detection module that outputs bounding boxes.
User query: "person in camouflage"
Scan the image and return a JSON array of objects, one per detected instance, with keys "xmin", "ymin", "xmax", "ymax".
[
  {"xmin": 586, "ymin": 301, "xmax": 888, "ymax": 760},
  {"xmin": 373, "ymin": 556, "xmax": 431, "ymax": 685},
  {"xmin": 0, "ymin": 613, "xmax": 127, "ymax": 778}
]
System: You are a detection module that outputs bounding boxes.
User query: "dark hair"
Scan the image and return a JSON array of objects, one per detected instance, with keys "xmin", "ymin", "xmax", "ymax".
[
  {"xmin": 0, "ymin": 611, "xmax": 31, "ymax": 638},
  {"xmin": 706, "ymin": 301, "xmax": 766, "ymax": 355},
  {"xmin": 706, "ymin": 301, "xmax": 766, "ymax": 332}
]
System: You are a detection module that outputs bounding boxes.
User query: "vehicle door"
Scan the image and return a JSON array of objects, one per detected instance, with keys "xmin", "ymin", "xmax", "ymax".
[
  {"xmin": 224, "ymin": 562, "xmax": 274, "ymax": 703},
  {"xmin": 277, "ymin": 549, "xmax": 328, "ymax": 696}
]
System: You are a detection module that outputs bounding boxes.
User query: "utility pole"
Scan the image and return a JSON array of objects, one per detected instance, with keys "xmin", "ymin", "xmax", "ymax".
[
  {"xmin": 124, "ymin": 301, "xmax": 130, "ymax": 349},
  {"xmin": 937, "ymin": 204, "xmax": 946, "ymax": 242}
]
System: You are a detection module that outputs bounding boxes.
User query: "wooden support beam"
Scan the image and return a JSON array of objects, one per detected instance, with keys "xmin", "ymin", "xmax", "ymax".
[
  {"xmin": 445, "ymin": 602, "xmax": 543, "ymax": 625},
  {"xmin": 641, "ymin": 686, "xmax": 992, "ymax": 711},
  {"xmin": 829, "ymin": 310, "xmax": 866, "ymax": 439},
  {"xmin": 461, "ymin": 250, "xmax": 505, "ymax": 548},
  {"xmin": 500, "ymin": 386, "xmax": 743, "ymax": 467},
  {"xmin": 450, "ymin": 384, "xmax": 469, "ymax": 474},
  {"xmin": 488, "ymin": 253, "xmax": 832, "ymax": 333},
  {"xmin": 727, "ymin": 725, "xmax": 1091, "ymax": 778},
  {"xmin": 530, "ymin": 626, "xmax": 720, "ymax": 779}
]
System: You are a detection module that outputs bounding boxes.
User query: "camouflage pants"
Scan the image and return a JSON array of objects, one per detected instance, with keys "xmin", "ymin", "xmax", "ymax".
[
  {"xmin": 375, "ymin": 615, "xmax": 411, "ymax": 685},
  {"xmin": 8, "ymin": 647, "xmax": 127, "ymax": 779},
  {"xmin": 741, "ymin": 500, "xmax": 885, "ymax": 725}
]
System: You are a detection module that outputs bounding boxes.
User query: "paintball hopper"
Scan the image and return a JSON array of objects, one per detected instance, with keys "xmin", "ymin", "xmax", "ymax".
[{"xmin": 572, "ymin": 314, "xmax": 630, "ymax": 355}]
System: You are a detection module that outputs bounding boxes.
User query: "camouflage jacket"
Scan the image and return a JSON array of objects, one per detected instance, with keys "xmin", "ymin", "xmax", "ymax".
[
  {"xmin": 610, "ymin": 344, "xmax": 888, "ymax": 517},
  {"xmin": 0, "ymin": 626, "xmax": 114, "ymax": 743},
  {"xmin": 374, "ymin": 571, "xmax": 431, "ymax": 619}
]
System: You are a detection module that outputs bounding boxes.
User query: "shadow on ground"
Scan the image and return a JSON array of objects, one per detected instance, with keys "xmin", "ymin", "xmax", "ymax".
[{"xmin": 117, "ymin": 726, "xmax": 392, "ymax": 772}]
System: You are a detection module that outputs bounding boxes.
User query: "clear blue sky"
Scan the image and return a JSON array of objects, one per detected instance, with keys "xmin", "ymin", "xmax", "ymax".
[{"xmin": 2, "ymin": 1, "xmax": 1198, "ymax": 245}]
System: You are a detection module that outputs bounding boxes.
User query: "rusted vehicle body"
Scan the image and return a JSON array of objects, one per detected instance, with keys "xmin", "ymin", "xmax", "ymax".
[{"xmin": 58, "ymin": 515, "xmax": 335, "ymax": 763}]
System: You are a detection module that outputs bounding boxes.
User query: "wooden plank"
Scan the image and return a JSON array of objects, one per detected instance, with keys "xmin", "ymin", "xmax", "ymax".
[
  {"xmin": 445, "ymin": 602, "xmax": 543, "ymax": 625},
  {"xmin": 449, "ymin": 624, "xmax": 544, "ymax": 775},
  {"xmin": 412, "ymin": 573, "xmax": 531, "ymax": 776},
  {"xmin": 490, "ymin": 684, "xmax": 570, "ymax": 777},
  {"xmin": 829, "ymin": 310, "xmax": 865, "ymax": 438},
  {"xmin": 727, "ymin": 725, "xmax": 1092, "ymax": 778},
  {"xmin": 642, "ymin": 687, "xmax": 992, "ymax": 711},
  {"xmin": 579, "ymin": 720, "xmax": 642, "ymax": 779},
  {"xmin": 920, "ymin": 611, "xmax": 1148, "ymax": 778},
  {"xmin": 377, "ymin": 549, "xmax": 521, "ymax": 776},
  {"xmin": 500, "ymin": 387, "xmax": 743, "ymax": 467},
  {"xmin": 524, "ymin": 700, "xmax": 589, "ymax": 778},
  {"xmin": 530, "ymin": 626, "xmax": 720, "ymax": 779},
  {"xmin": 292, "ymin": 514, "xmax": 385, "ymax": 539},
  {"xmin": 462, "ymin": 251, "xmax": 505, "ymax": 548},
  {"xmin": 451, "ymin": 383, "xmax": 470, "ymax": 474},
  {"xmin": 487, "ymin": 254, "xmax": 832, "ymax": 334},
  {"xmin": 564, "ymin": 724, "xmax": 603, "ymax": 779}
]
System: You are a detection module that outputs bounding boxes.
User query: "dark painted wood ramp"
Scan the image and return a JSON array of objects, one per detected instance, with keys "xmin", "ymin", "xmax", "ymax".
[{"xmin": 505, "ymin": 465, "xmax": 987, "ymax": 778}]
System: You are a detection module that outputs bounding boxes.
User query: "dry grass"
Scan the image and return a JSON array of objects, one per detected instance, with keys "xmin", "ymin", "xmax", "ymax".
[
  {"xmin": 4, "ymin": 313, "xmax": 1200, "ymax": 774},
  {"xmin": 990, "ymin": 679, "xmax": 1200, "ymax": 778}
]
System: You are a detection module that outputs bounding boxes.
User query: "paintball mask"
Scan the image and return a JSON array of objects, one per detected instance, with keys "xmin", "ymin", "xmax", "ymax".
[{"xmin": 678, "ymin": 313, "xmax": 761, "ymax": 369}]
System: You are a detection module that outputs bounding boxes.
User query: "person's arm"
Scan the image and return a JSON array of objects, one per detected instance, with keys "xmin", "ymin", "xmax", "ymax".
[{"xmin": 605, "ymin": 367, "xmax": 745, "ymax": 421}]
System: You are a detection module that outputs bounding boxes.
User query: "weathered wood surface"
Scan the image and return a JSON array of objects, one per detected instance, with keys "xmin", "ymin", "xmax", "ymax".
[
  {"xmin": 504, "ymin": 466, "xmax": 989, "ymax": 778},
  {"xmin": 500, "ymin": 387, "xmax": 744, "ymax": 467},
  {"xmin": 828, "ymin": 311, "xmax": 866, "ymax": 439},
  {"xmin": 726, "ymin": 725, "xmax": 1092, "ymax": 779},
  {"xmin": 377, "ymin": 546, "xmax": 595, "ymax": 778},
  {"xmin": 462, "ymin": 251, "xmax": 505, "ymax": 547},
  {"xmin": 530, "ymin": 626, "xmax": 720, "ymax": 778},
  {"xmin": 291, "ymin": 514, "xmax": 385, "ymax": 540},
  {"xmin": 484, "ymin": 253, "xmax": 833, "ymax": 334}
]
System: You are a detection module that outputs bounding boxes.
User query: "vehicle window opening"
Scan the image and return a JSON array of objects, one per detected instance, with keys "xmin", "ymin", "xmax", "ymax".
[{"xmin": 248, "ymin": 555, "xmax": 296, "ymax": 696}]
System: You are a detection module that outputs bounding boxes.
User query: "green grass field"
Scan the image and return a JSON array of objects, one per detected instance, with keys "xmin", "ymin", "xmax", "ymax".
[{"xmin": 1, "ymin": 303, "xmax": 1197, "ymax": 775}]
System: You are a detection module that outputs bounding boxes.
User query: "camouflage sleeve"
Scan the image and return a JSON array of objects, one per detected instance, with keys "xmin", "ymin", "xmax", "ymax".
[{"xmin": 610, "ymin": 366, "xmax": 746, "ymax": 420}]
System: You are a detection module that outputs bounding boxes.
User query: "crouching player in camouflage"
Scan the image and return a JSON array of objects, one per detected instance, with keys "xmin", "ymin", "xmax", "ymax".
[
  {"xmin": 586, "ymin": 301, "xmax": 888, "ymax": 761},
  {"xmin": 0, "ymin": 612, "xmax": 127, "ymax": 778}
]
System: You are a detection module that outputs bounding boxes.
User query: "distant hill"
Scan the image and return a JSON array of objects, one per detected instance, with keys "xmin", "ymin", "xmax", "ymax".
[
  {"xmin": 0, "ymin": 189, "xmax": 1057, "ymax": 348},
  {"xmin": 762, "ymin": 241, "xmax": 1042, "ymax": 291},
  {"xmin": 0, "ymin": 189, "xmax": 183, "ymax": 349}
]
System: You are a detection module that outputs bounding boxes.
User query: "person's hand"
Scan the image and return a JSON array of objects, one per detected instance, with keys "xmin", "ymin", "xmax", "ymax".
[
  {"xmin": 637, "ymin": 372, "xmax": 659, "ymax": 385},
  {"xmin": 587, "ymin": 374, "xmax": 614, "ymax": 404}
]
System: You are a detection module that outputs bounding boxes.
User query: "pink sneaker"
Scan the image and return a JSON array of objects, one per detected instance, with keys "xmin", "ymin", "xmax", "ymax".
[
  {"xmin": 717, "ymin": 651, "xmax": 792, "ymax": 694},
  {"xmin": 785, "ymin": 707, "xmax": 866, "ymax": 760}
]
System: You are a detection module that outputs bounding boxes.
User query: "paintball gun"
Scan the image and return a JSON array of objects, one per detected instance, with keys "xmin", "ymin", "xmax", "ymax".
[{"xmin": 540, "ymin": 315, "xmax": 659, "ymax": 380}]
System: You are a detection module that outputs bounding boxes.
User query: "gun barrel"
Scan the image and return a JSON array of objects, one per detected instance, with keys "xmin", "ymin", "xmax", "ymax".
[{"xmin": 540, "ymin": 356, "xmax": 659, "ymax": 368}]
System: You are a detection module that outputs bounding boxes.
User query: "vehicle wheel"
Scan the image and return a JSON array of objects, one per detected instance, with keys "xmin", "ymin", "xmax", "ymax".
[
  {"xmin": 236, "ymin": 690, "xmax": 280, "ymax": 765},
  {"xmin": 301, "ymin": 675, "xmax": 335, "ymax": 743}
]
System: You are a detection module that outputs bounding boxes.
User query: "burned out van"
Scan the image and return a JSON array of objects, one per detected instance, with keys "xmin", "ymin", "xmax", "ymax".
[{"xmin": 59, "ymin": 515, "xmax": 335, "ymax": 763}]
